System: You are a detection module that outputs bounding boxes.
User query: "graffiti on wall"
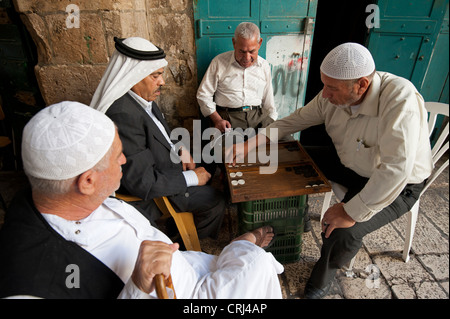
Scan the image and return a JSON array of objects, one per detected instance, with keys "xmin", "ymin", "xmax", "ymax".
[
  {"xmin": 266, "ymin": 35, "xmax": 311, "ymax": 120},
  {"xmin": 272, "ymin": 55, "xmax": 307, "ymax": 97}
]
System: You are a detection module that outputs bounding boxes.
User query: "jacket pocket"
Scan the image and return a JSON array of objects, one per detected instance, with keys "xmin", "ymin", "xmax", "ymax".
[{"xmin": 350, "ymin": 144, "xmax": 380, "ymax": 178}]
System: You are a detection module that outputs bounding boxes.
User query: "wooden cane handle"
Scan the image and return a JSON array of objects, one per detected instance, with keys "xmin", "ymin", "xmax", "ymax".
[{"xmin": 155, "ymin": 274, "xmax": 176, "ymax": 299}]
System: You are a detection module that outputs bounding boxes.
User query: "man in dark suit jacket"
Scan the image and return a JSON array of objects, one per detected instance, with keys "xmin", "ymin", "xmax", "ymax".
[{"xmin": 90, "ymin": 37, "xmax": 225, "ymax": 239}]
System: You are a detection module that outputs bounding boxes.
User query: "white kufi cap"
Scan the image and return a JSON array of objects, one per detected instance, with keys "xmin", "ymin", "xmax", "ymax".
[
  {"xmin": 22, "ymin": 101, "xmax": 116, "ymax": 180},
  {"xmin": 320, "ymin": 42, "xmax": 375, "ymax": 80}
]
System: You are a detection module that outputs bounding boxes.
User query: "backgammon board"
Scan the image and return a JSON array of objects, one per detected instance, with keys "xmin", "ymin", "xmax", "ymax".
[{"xmin": 225, "ymin": 141, "xmax": 331, "ymax": 203}]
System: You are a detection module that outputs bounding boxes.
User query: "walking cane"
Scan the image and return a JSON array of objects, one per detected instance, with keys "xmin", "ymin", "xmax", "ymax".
[{"xmin": 155, "ymin": 274, "xmax": 177, "ymax": 299}]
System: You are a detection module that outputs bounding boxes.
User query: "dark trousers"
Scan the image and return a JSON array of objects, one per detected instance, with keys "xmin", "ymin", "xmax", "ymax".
[
  {"xmin": 217, "ymin": 107, "xmax": 274, "ymax": 130},
  {"xmin": 304, "ymin": 145, "xmax": 425, "ymax": 288},
  {"xmin": 169, "ymin": 185, "xmax": 225, "ymax": 240}
]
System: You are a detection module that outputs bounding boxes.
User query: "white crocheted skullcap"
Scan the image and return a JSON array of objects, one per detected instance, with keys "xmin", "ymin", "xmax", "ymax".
[
  {"xmin": 22, "ymin": 101, "xmax": 116, "ymax": 180},
  {"xmin": 320, "ymin": 42, "xmax": 375, "ymax": 80}
]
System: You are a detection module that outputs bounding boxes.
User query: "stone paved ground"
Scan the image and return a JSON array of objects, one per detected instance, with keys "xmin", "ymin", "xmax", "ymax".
[{"xmin": 200, "ymin": 155, "xmax": 449, "ymax": 300}]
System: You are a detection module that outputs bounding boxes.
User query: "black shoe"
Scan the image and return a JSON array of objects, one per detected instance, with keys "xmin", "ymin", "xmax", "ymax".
[
  {"xmin": 304, "ymin": 281, "xmax": 331, "ymax": 299},
  {"xmin": 303, "ymin": 211, "xmax": 311, "ymax": 232}
]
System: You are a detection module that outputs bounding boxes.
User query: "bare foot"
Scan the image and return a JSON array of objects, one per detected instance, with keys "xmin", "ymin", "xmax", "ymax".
[{"xmin": 232, "ymin": 226, "xmax": 275, "ymax": 248}]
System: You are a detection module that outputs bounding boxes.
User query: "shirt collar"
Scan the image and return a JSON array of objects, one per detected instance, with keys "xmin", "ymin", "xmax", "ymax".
[
  {"xmin": 41, "ymin": 205, "xmax": 125, "ymax": 248},
  {"xmin": 356, "ymin": 71, "xmax": 381, "ymax": 117},
  {"xmin": 128, "ymin": 90, "xmax": 153, "ymax": 111}
]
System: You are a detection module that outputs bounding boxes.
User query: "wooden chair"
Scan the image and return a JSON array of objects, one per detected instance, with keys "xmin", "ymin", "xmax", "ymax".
[
  {"xmin": 114, "ymin": 194, "xmax": 201, "ymax": 252},
  {"xmin": 114, "ymin": 193, "xmax": 202, "ymax": 298},
  {"xmin": 320, "ymin": 101, "xmax": 449, "ymax": 272},
  {"xmin": 153, "ymin": 196, "xmax": 202, "ymax": 252}
]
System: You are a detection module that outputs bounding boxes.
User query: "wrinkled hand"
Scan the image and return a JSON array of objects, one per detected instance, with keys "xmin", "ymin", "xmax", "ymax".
[
  {"xmin": 225, "ymin": 134, "xmax": 268, "ymax": 165},
  {"xmin": 214, "ymin": 119, "xmax": 232, "ymax": 133},
  {"xmin": 131, "ymin": 241, "xmax": 179, "ymax": 294},
  {"xmin": 321, "ymin": 202, "xmax": 356, "ymax": 238},
  {"xmin": 209, "ymin": 111, "xmax": 231, "ymax": 133},
  {"xmin": 193, "ymin": 166, "xmax": 211, "ymax": 185}
]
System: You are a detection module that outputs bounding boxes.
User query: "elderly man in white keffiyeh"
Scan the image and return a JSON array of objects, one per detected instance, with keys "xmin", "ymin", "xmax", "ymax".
[{"xmin": 91, "ymin": 37, "xmax": 227, "ymax": 240}]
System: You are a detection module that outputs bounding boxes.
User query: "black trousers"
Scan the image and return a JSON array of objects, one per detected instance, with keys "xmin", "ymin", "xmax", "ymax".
[
  {"xmin": 169, "ymin": 185, "xmax": 225, "ymax": 240},
  {"xmin": 304, "ymin": 145, "xmax": 425, "ymax": 288}
]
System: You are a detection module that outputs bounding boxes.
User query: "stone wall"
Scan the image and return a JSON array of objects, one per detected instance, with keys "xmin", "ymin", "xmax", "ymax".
[
  {"xmin": 146, "ymin": 0, "xmax": 198, "ymax": 130},
  {"xmin": 13, "ymin": 0, "xmax": 198, "ymax": 130}
]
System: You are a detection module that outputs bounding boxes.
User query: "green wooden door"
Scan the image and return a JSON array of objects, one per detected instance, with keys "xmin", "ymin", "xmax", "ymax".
[
  {"xmin": 365, "ymin": 0, "xmax": 448, "ymax": 96},
  {"xmin": 421, "ymin": 3, "xmax": 449, "ymax": 103},
  {"xmin": 194, "ymin": 0, "xmax": 318, "ymax": 122},
  {"xmin": 366, "ymin": 0, "xmax": 448, "ymax": 147}
]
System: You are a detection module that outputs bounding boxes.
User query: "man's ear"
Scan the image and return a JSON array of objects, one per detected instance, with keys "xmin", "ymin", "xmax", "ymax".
[
  {"xmin": 356, "ymin": 77, "xmax": 370, "ymax": 95},
  {"xmin": 77, "ymin": 170, "xmax": 97, "ymax": 195}
]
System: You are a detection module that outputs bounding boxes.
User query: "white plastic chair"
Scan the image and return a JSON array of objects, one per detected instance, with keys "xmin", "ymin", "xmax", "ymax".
[{"xmin": 320, "ymin": 101, "xmax": 449, "ymax": 269}]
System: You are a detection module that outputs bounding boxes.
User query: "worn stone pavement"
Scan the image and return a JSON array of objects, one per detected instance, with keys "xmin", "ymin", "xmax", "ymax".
[
  {"xmin": 0, "ymin": 155, "xmax": 448, "ymax": 300},
  {"xmin": 200, "ymin": 155, "xmax": 449, "ymax": 300}
]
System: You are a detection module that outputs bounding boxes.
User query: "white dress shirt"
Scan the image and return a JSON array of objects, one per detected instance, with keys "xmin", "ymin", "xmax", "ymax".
[
  {"xmin": 127, "ymin": 90, "xmax": 198, "ymax": 187},
  {"xmin": 197, "ymin": 51, "xmax": 278, "ymax": 120}
]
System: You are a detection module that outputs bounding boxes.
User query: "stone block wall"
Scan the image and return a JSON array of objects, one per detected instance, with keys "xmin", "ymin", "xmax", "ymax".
[{"xmin": 13, "ymin": 0, "xmax": 199, "ymax": 130}]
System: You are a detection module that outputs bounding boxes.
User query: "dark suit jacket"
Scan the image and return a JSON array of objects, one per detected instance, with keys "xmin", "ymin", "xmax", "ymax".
[
  {"xmin": 106, "ymin": 93, "xmax": 187, "ymax": 200},
  {"xmin": 106, "ymin": 93, "xmax": 225, "ymax": 238}
]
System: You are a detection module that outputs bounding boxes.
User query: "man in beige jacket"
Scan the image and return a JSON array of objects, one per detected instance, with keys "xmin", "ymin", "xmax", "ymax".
[{"xmin": 229, "ymin": 43, "xmax": 433, "ymax": 298}]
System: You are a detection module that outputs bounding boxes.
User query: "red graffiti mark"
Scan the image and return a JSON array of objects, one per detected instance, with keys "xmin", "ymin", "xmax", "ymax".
[{"xmin": 288, "ymin": 57, "xmax": 308, "ymax": 71}]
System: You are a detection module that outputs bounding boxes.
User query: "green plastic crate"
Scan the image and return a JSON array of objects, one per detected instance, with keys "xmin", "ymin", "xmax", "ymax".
[
  {"xmin": 239, "ymin": 195, "xmax": 308, "ymax": 225},
  {"xmin": 238, "ymin": 195, "xmax": 307, "ymax": 263},
  {"xmin": 239, "ymin": 219, "xmax": 304, "ymax": 240},
  {"xmin": 267, "ymin": 227, "xmax": 303, "ymax": 263},
  {"xmin": 239, "ymin": 222, "xmax": 304, "ymax": 264},
  {"xmin": 268, "ymin": 242, "xmax": 303, "ymax": 263},
  {"xmin": 240, "ymin": 195, "xmax": 307, "ymax": 217}
]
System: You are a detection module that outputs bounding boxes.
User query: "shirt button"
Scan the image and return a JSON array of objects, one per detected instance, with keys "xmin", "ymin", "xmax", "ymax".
[{"xmin": 75, "ymin": 230, "xmax": 81, "ymax": 235}]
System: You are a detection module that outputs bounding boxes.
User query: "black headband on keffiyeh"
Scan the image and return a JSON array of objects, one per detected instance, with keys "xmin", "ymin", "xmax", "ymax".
[{"xmin": 114, "ymin": 37, "xmax": 166, "ymax": 60}]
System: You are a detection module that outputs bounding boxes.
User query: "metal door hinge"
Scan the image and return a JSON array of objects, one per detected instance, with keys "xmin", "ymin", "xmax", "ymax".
[{"xmin": 304, "ymin": 17, "xmax": 314, "ymax": 35}]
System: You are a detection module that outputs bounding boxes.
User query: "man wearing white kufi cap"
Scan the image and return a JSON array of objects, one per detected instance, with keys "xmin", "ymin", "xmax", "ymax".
[
  {"xmin": 230, "ymin": 42, "xmax": 433, "ymax": 298},
  {"xmin": 0, "ymin": 101, "xmax": 283, "ymax": 299},
  {"xmin": 91, "ymin": 37, "xmax": 225, "ymax": 240}
]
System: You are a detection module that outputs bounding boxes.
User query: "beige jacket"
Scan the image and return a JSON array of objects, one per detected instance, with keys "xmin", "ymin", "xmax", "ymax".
[{"xmin": 265, "ymin": 72, "xmax": 433, "ymax": 222}]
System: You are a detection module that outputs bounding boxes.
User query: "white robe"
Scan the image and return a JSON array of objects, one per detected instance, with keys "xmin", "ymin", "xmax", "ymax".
[{"xmin": 42, "ymin": 197, "xmax": 284, "ymax": 299}]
